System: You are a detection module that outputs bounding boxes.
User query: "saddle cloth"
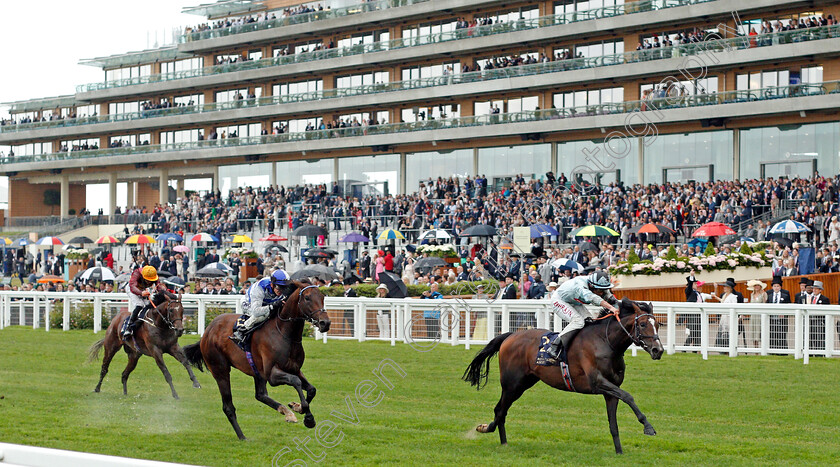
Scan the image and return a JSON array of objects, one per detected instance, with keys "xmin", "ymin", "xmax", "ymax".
[
  {"xmin": 120, "ymin": 308, "xmax": 150, "ymax": 336},
  {"xmin": 232, "ymin": 314, "xmax": 263, "ymax": 378},
  {"xmin": 535, "ymin": 331, "xmax": 575, "ymax": 391}
]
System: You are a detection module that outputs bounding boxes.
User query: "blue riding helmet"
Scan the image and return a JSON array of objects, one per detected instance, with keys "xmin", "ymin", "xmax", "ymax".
[
  {"xmin": 588, "ymin": 270, "xmax": 613, "ymax": 289},
  {"xmin": 270, "ymin": 269, "xmax": 291, "ymax": 287}
]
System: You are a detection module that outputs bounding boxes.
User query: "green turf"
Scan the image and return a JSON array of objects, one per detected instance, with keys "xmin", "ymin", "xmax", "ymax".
[{"xmin": 0, "ymin": 327, "xmax": 837, "ymax": 466}]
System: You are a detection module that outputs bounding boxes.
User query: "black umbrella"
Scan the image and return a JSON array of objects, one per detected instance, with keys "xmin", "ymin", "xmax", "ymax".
[
  {"xmin": 304, "ymin": 248, "xmax": 338, "ymax": 258},
  {"xmin": 290, "ymin": 264, "xmax": 340, "ymax": 282},
  {"xmin": 265, "ymin": 245, "xmax": 288, "ymax": 256},
  {"xmin": 578, "ymin": 242, "xmax": 599, "ymax": 252},
  {"xmin": 343, "ymin": 274, "xmax": 362, "ymax": 285},
  {"xmin": 770, "ymin": 235, "xmax": 794, "ymax": 248},
  {"xmin": 195, "ymin": 266, "xmax": 227, "ymax": 278},
  {"xmin": 378, "ymin": 271, "xmax": 407, "ymax": 298},
  {"xmin": 461, "ymin": 224, "xmax": 497, "ymax": 237},
  {"xmin": 163, "ymin": 276, "xmax": 186, "ymax": 289},
  {"xmin": 292, "ymin": 224, "xmax": 329, "ymax": 237},
  {"xmin": 157, "ymin": 270, "xmax": 173, "ymax": 278},
  {"xmin": 69, "ymin": 236, "xmax": 94, "ymax": 244},
  {"xmin": 413, "ymin": 256, "xmax": 448, "ymax": 271}
]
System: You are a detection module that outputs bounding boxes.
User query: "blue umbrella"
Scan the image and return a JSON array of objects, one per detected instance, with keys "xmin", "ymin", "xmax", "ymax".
[
  {"xmin": 769, "ymin": 220, "xmax": 810, "ymax": 234},
  {"xmin": 550, "ymin": 258, "xmax": 584, "ymax": 272},
  {"xmin": 339, "ymin": 232, "xmax": 370, "ymax": 243},
  {"xmin": 12, "ymin": 238, "xmax": 29, "ymax": 247},
  {"xmin": 687, "ymin": 238, "xmax": 708, "ymax": 248},
  {"xmin": 530, "ymin": 224, "xmax": 559, "ymax": 238},
  {"xmin": 157, "ymin": 233, "xmax": 184, "ymax": 242}
]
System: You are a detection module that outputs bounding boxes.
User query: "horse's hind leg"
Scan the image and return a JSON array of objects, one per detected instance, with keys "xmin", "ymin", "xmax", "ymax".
[
  {"xmin": 604, "ymin": 395, "xmax": 623, "ymax": 454},
  {"xmin": 214, "ymin": 368, "xmax": 247, "ymax": 440},
  {"xmin": 254, "ymin": 377, "xmax": 297, "ymax": 423},
  {"xmin": 94, "ymin": 337, "xmax": 120, "ymax": 393},
  {"xmin": 478, "ymin": 372, "xmax": 539, "ymax": 445},
  {"xmin": 170, "ymin": 345, "xmax": 201, "ymax": 389},
  {"xmin": 121, "ymin": 351, "xmax": 141, "ymax": 395}
]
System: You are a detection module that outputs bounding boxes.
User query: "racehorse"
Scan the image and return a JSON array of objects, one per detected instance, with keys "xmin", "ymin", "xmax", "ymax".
[
  {"xmin": 89, "ymin": 292, "xmax": 201, "ymax": 399},
  {"xmin": 463, "ymin": 298, "xmax": 663, "ymax": 454},
  {"xmin": 183, "ymin": 281, "xmax": 331, "ymax": 440}
]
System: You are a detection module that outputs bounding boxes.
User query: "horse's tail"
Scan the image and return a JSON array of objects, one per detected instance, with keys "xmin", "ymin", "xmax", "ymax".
[
  {"xmin": 87, "ymin": 338, "xmax": 105, "ymax": 364},
  {"xmin": 462, "ymin": 332, "xmax": 513, "ymax": 390},
  {"xmin": 183, "ymin": 342, "xmax": 205, "ymax": 372}
]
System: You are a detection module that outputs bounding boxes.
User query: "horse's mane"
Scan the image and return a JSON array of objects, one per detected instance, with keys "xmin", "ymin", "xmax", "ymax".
[
  {"xmin": 268, "ymin": 279, "xmax": 312, "ymax": 319},
  {"xmin": 617, "ymin": 297, "xmax": 652, "ymax": 316}
]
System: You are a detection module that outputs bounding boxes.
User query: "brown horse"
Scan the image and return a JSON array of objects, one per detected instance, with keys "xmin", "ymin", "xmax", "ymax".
[
  {"xmin": 183, "ymin": 281, "xmax": 331, "ymax": 440},
  {"xmin": 89, "ymin": 293, "xmax": 201, "ymax": 399},
  {"xmin": 463, "ymin": 298, "xmax": 663, "ymax": 454}
]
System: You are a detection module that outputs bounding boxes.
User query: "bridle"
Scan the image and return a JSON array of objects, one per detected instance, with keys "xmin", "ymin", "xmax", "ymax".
[
  {"xmin": 145, "ymin": 293, "xmax": 182, "ymax": 331},
  {"xmin": 275, "ymin": 284, "xmax": 324, "ymax": 327},
  {"xmin": 602, "ymin": 308, "xmax": 660, "ymax": 352}
]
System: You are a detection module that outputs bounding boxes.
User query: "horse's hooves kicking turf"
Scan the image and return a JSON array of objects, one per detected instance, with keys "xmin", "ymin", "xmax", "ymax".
[
  {"xmin": 289, "ymin": 402, "xmax": 303, "ymax": 413},
  {"xmin": 476, "ymin": 424, "xmax": 491, "ymax": 433}
]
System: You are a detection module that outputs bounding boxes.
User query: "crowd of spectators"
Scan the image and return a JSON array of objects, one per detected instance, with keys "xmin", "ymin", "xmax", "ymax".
[{"xmin": 184, "ymin": 3, "xmax": 329, "ymax": 36}]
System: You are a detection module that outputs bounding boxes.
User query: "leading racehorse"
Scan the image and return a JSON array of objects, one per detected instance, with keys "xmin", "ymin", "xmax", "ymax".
[
  {"xmin": 463, "ymin": 298, "xmax": 663, "ymax": 454},
  {"xmin": 89, "ymin": 292, "xmax": 201, "ymax": 399},
  {"xmin": 183, "ymin": 280, "xmax": 330, "ymax": 440}
]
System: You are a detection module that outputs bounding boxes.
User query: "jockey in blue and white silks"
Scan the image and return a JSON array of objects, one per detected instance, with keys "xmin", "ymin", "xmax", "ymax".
[
  {"xmin": 231, "ymin": 269, "xmax": 294, "ymax": 343},
  {"xmin": 547, "ymin": 270, "xmax": 618, "ymax": 359}
]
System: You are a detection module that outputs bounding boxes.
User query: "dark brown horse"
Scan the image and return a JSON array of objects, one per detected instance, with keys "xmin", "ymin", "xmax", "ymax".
[
  {"xmin": 183, "ymin": 281, "xmax": 331, "ymax": 440},
  {"xmin": 89, "ymin": 293, "xmax": 201, "ymax": 399},
  {"xmin": 463, "ymin": 298, "xmax": 663, "ymax": 454}
]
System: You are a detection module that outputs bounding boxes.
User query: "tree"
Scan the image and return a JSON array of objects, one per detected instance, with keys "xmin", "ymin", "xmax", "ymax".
[{"xmin": 43, "ymin": 189, "xmax": 60, "ymax": 215}]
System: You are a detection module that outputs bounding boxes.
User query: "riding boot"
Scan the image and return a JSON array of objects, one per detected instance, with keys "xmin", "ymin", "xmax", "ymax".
[
  {"xmin": 560, "ymin": 329, "xmax": 581, "ymax": 354},
  {"xmin": 123, "ymin": 306, "xmax": 142, "ymax": 337},
  {"xmin": 547, "ymin": 333, "xmax": 563, "ymax": 359}
]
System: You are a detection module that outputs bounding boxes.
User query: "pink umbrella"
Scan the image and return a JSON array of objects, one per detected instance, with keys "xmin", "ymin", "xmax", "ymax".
[{"xmin": 173, "ymin": 245, "xmax": 189, "ymax": 253}]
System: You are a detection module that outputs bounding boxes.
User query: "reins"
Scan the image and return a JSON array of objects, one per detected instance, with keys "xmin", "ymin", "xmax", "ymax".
[
  {"xmin": 274, "ymin": 284, "xmax": 324, "ymax": 343},
  {"xmin": 602, "ymin": 308, "xmax": 659, "ymax": 352}
]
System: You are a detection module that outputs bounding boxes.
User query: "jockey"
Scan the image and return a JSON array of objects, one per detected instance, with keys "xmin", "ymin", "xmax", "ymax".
[
  {"xmin": 231, "ymin": 269, "xmax": 295, "ymax": 344},
  {"xmin": 123, "ymin": 265, "xmax": 175, "ymax": 338},
  {"xmin": 547, "ymin": 270, "xmax": 619, "ymax": 360}
]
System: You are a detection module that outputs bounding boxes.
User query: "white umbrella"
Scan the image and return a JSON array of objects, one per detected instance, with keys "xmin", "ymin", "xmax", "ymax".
[
  {"xmin": 769, "ymin": 220, "xmax": 810, "ymax": 234},
  {"xmin": 419, "ymin": 229, "xmax": 452, "ymax": 241},
  {"xmin": 551, "ymin": 258, "xmax": 584, "ymax": 273},
  {"xmin": 80, "ymin": 267, "xmax": 117, "ymax": 282}
]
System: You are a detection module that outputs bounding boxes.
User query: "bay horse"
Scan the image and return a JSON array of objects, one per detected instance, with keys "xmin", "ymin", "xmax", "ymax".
[
  {"xmin": 463, "ymin": 298, "xmax": 663, "ymax": 454},
  {"xmin": 89, "ymin": 292, "xmax": 201, "ymax": 399},
  {"xmin": 183, "ymin": 281, "xmax": 331, "ymax": 440}
]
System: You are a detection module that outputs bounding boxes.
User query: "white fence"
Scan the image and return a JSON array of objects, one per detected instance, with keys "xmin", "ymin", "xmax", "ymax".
[
  {"xmin": 0, "ymin": 442, "xmax": 192, "ymax": 467},
  {"xmin": 1, "ymin": 292, "xmax": 838, "ymax": 364}
]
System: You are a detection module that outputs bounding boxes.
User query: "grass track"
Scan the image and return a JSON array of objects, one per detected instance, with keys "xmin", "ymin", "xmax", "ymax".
[{"xmin": 0, "ymin": 327, "xmax": 838, "ymax": 466}]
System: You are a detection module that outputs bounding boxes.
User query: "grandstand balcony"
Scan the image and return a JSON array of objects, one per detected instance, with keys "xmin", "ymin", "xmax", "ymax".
[
  {"xmin": 2, "ymin": 80, "xmax": 837, "ymax": 174},
  {"xmin": 4, "ymin": 25, "xmax": 838, "ymax": 143}
]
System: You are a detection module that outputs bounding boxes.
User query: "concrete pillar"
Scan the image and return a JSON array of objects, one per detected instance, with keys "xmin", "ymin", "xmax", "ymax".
[
  {"xmin": 159, "ymin": 168, "xmax": 169, "ymax": 206},
  {"xmin": 60, "ymin": 175, "xmax": 69, "ymax": 220},
  {"xmin": 176, "ymin": 179, "xmax": 185, "ymax": 199},
  {"xmin": 127, "ymin": 182, "xmax": 135, "ymax": 208},
  {"xmin": 211, "ymin": 166, "xmax": 220, "ymax": 193},
  {"xmin": 108, "ymin": 173, "xmax": 117, "ymax": 221},
  {"xmin": 399, "ymin": 153, "xmax": 406, "ymax": 195},
  {"xmin": 733, "ymin": 129, "xmax": 740, "ymax": 181},
  {"xmin": 270, "ymin": 162, "xmax": 277, "ymax": 188}
]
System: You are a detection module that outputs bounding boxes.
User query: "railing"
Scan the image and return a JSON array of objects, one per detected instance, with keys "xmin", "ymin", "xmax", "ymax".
[
  {"xmin": 0, "ymin": 442, "xmax": 194, "ymax": 467},
  {"xmin": 2, "ymin": 293, "xmax": 837, "ymax": 363},
  {"xmin": 11, "ymin": 22, "xmax": 837, "ymax": 134},
  {"xmin": 5, "ymin": 80, "xmax": 836, "ymax": 166},
  {"xmin": 75, "ymin": 0, "xmax": 717, "ymax": 93}
]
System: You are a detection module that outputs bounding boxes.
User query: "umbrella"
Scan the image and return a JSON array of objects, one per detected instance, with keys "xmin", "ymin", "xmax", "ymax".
[
  {"xmin": 163, "ymin": 276, "xmax": 186, "ymax": 289},
  {"xmin": 378, "ymin": 271, "xmax": 407, "ymax": 298},
  {"xmin": 95, "ymin": 236, "xmax": 119, "ymax": 244},
  {"xmin": 769, "ymin": 220, "xmax": 810, "ymax": 234},
  {"xmin": 259, "ymin": 234, "xmax": 288, "ymax": 242},
  {"xmin": 419, "ymin": 229, "xmax": 452, "ymax": 241},
  {"xmin": 157, "ymin": 270, "xmax": 173, "ymax": 278},
  {"xmin": 292, "ymin": 224, "xmax": 328, "ymax": 237},
  {"xmin": 173, "ymin": 245, "xmax": 190, "ymax": 253},
  {"xmin": 190, "ymin": 233, "xmax": 220, "ymax": 243},
  {"xmin": 195, "ymin": 267, "xmax": 227, "ymax": 278},
  {"xmin": 230, "ymin": 235, "xmax": 254, "ymax": 243},
  {"xmin": 80, "ymin": 267, "xmax": 116, "ymax": 283},
  {"xmin": 461, "ymin": 224, "xmax": 497, "ymax": 237},
  {"xmin": 303, "ymin": 248, "xmax": 335, "ymax": 259},
  {"xmin": 203, "ymin": 262, "xmax": 233, "ymax": 272},
  {"xmin": 571, "ymin": 225, "xmax": 619, "ymax": 237},
  {"xmin": 691, "ymin": 222, "xmax": 736, "ymax": 237},
  {"xmin": 628, "ymin": 223, "xmax": 675, "ymax": 235},
  {"xmin": 12, "ymin": 238, "xmax": 29, "ymax": 247},
  {"xmin": 509, "ymin": 252, "xmax": 536, "ymax": 258},
  {"xmin": 36, "ymin": 274, "xmax": 65, "ymax": 284},
  {"xmin": 156, "ymin": 233, "xmax": 184, "ymax": 242},
  {"xmin": 36, "ymin": 236, "xmax": 64, "ymax": 246},
  {"xmin": 530, "ymin": 224, "xmax": 560, "ymax": 238},
  {"xmin": 125, "ymin": 234, "xmax": 155, "ymax": 244},
  {"xmin": 265, "ymin": 245, "xmax": 288, "ymax": 255},
  {"xmin": 0, "ymin": 237, "xmax": 11, "ymax": 245},
  {"xmin": 551, "ymin": 258, "xmax": 584, "ymax": 272},
  {"xmin": 290, "ymin": 264, "xmax": 341, "ymax": 282},
  {"xmin": 414, "ymin": 257, "xmax": 447, "ymax": 271},
  {"xmin": 68, "ymin": 236, "xmax": 93, "ymax": 244},
  {"xmin": 770, "ymin": 235, "xmax": 794, "ymax": 248},
  {"xmin": 339, "ymin": 232, "xmax": 371, "ymax": 243},
  {"xmin": 377, "ymin": 229, "xmax": 405, "ymax": 241},
  {"xmin": 687, "ymin": 238, "xmax": 708, "ymax": 249},
  {"xmin": 115, "ymin": 273, "xmax": 131, "ymax": 284},
  {"xmin": 578, "ymin": 242, "xmax": 599, "ymax": 252}
]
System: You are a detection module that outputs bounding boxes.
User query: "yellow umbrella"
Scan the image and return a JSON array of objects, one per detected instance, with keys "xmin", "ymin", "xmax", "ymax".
[
  {"xmin": 95, "ymin": 235, "xmax": 119, "ymax": 244},
  {"xmin": 0, "ymin": 237, "xmax": 11, "ymax": 245},
  {"xmin": 230, "ymin": 235, "xmax": 254, "ymax": 243},
  {"xmin": 124, "ymin": 234, "xmax": 156, "ymax": 244},
  {"xmin": 378, "ymin": 229, "xmax": 405, "ymax": 241}
]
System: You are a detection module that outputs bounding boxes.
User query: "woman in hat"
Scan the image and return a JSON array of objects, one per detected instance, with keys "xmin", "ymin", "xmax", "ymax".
[
  {"xmin": 710, "ymin": 279, "xmax": 738, "ymax": 347},
  {"xmin": 375, "ymin": 283, "xmax": 390, "ymax": 339},
  {"xmin": 744, "ymin": 279, "xmax": 767, "ymax": 347}
]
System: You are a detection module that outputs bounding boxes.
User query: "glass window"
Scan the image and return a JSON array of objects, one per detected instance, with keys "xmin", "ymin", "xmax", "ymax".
[
  {"xmin": 802, "ymin": 66, "xmax": 823, "ymax": 84},
  {"xmin": 108, "ymin": 101, "xmax": 141, "ymax": 115},
  {"xmin": 557, "ymin": 137, "xmax": 638, "ymax": 186},
  {"xmin": 160, "ymin": 129, "xmax": 201, "ymax": 144},
  {"xmin": 335, "ymin": 72, "xmax": 388, "ymax": 89},
  {"xmin": 554, "ymin": 87, "xmax": 624, "ymax": 108},
  {"xmin": 214, "ymin": 123, "xmax": 261, "ymax": 139},
  {"xmin": 220, "ymin": 163, "xmax": 272, "ymax": 193},
  {"xmin": 338, "ymin": 154, "xmax": 400, "ymax": 196},
  {"xmin": 401, "ymin": 62, "xmax": 459, "ymax": 80},
  {"xmin": 644, "ymin": 131, "xmax": 733, "ymax": 183},
  {"xmin": 273, "ymin": 80, "xmax": 323, "ymax": 96},
  {"xmin": 478, "ymin": 144, "xmax": 551, "ymax": 189},
  {"xmin": 739, "ymin": 122, "xmax": 838, "ymax": 180},
  {"xmin": 173, "ymin": 94, "xmax": 204, "ymax": 107},
  {"xmin": 276, "ymin": 159, "xmax": 334, "ymax": 187},
  {"xmin": 406, "ymin": 149, "xmax": 473, "ymax": 193},
  {"xmin": 402, "ymin": 104, "xmax": 458, "ymax": 122}
]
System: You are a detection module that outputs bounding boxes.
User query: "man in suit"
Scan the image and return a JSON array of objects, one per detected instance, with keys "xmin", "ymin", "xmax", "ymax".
[
  {"xmin": 794, "ymin": 278, "xmax": 812, "ymax": 305},
  {"xmin": 808, "ymin": 280, "xmax": 829, "ymax": 351},
  {"xmin": 768, "ymin": 276, "xmax": 792, "ymax": 350},
  {"xmin": 496, "ymin": 275, "xmax": 518, "ymax": 334},
  {"xmin": 360, "ymin": 251, "xmax": 371, "ymax": 280},
  {"xmin": 680, "ymin": 273, "xmax": 709, "ymax": 346}
]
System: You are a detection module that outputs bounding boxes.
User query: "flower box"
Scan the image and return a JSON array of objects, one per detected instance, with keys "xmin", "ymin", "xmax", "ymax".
[{"xmin": 614, "ymin": 267, "xmax": 773, "ymax": 289}]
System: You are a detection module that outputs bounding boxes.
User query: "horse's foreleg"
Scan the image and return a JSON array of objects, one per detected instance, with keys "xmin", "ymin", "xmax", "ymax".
[
  {"xmin": 254, "ymin": 377, "xmax": 297, "ymax": 423},
  {"xmin": 269, "ymin": 367, "xmax": 314, "ymax": 429},
  {"xmin": 170, "ymin": 345, "xmax": 201, "ymax": 389},
  {"xmin": 604, "ymin": 395, "xmax": 623, "ymax": 454},
  {"xmin": 595, "ymin": 378, "xmax": 655, "ymax": 436},
  {"xmin": 288, "ymin": 371, "xmax": 316, "ymax": 413},
  {"xmin": 151, "ymin": 350, "xmax": 179, "ymax": 400},
  {"xmin": 121, "ymin": 352, "xmax": 141, "ymax": 395},
  {"xmin": 94, "ymin": 337, "xmax": 120, "ymax": 393}
]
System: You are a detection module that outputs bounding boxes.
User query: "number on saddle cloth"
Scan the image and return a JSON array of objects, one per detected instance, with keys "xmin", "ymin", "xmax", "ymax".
[
  {"xmin": 232, "ymin": 315, "xmax": 261, "ymax": 351},
  {"xmin": 535, "ymin": 331, "xmax": 576, "ymax": 391}
]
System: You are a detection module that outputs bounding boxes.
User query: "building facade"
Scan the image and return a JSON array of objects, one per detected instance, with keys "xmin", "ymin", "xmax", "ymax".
[{"xmin": 1, "ymin": 0, "xmax": 840, "ymax": 217}]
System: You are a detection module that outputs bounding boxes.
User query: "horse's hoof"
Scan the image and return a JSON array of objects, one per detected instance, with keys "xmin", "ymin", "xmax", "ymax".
[
  {"xmin": 239, "ymin": 437, "xmax": 249, "ymax": 442},
  {"xmin": 193, "ymin": 382, "xmax": 201, "ymax": 389},
  {"xmin": 304, "ymin": 414, "xmax": 316, "ymax": 429},
  {"xmin": 173, "ymin": 394, "xmax": 180, "ymax": 400},
  {"xmin": 285, "ymin": 414, "xmax": 298, "ymax": 423},
  {"xmin": 476, "ymin": 424, "xmax": 489, "ymax": 433},
  {"xmin": 93, "ymin": 388, "xmax": 100, "ymax": 393},
  {"xmin": 289, "ymin": 402, "xmax": 303, "ymax": 413},
  {"xmin": 644, "ymin": 425, "xmax": 656, "ymax": 436}
]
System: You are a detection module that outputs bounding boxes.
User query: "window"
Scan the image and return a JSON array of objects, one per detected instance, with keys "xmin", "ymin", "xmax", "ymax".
[
  {"xmin": 406, "ymin": 149, "xmax": 473, "ymax": 193},
  {"xmin": 60, "ymin": 138, "xmax": 99, "ymax": 151},
  {"xmin": 640, "ymin": 77, "xmax": 717, "ymax": 97},
  {"xmin": 573, "ymin": 40, "xmax": 623, "ymax": 58},
  {"xmin": 109, "ymin": 134, "xmax": 150, "ymax": 147},
  {"xmin": 402, "ymin": 20, "xmax": 457, "ymax": 39},
  {"xmin": 160, "ymin": 129, "xmax": 201, "ymax": 144},
  {"xmin": 161, "ymin": 57, "xmax": 203, "ymax": 74},
  {"xmin": 402, "ymin": 104, "xmax": 459, "ymax": 122},
  {"xmin": 401, "ymin": 62, "xmax": 459, "ymax": 81},
  {"xmin": 736, "ymin": 70, "xmax": 790, "ymax": 90},
  {"xmin": 75, "ymin": 104, "xmax": 97, "ymax": 118},
  {"xmin": 336, "ymin": 72, "xmax": 388, "ymax": 89},
  {"xmin": 105, "ymin": 65, "xmax": 150, "ymax": 82},
  {"xmin": 554, "ymin": 0, "xmax": 624, "ymax": 15},
  {"xmin": 173, "ymin": 94, "xmax": 204, "ymax": 107},
  {"xmin": 276, "ymin": 159, "xmax": 334, "ymax": 187},
  {"xmin": 336, "ymin": 111, "xmax": 388, "ymax": 126},
  {"xmin": 108, "ymin": 101, "xmax": 141, "ymax": 115},
  {"xmin": 336, "ymin": 30, "xmax": 388, "ymax": 49},
  {"xmin": 273, "ymin": 118, "xmax": 322, "ymax": 133},
  {"xmin": 338, "ymin": 154, "xmax": 400, "ymax": 196},
  {"xmin": 479, "ymin": 6, "xmax": 540, "ymax": 24},
  {"xmin": 11, "ymin": 142, "xmax": 52, "ymax": 156},
  {"xmin": 294, "ymin": 40, "xmax": 324, "ymax": 54},
  {"xmin": 474, "ymin": 96, "xmax": 538, "ymax": 114},
  {"xmin": 215, "ymin": 88, "xmax": 250, "ymax": 103},
  {"xmin": 554, "ymin": 87, "xmax": 624, "ymax": 108},
  {"xmin": 273, "ymin": 80, "xmax": 323, "ymax": 96},
  {"xmin": 476, "ymin": 52, "xmax": 538, "ymax": 70},
  {"xmin": 215, "ymin": 123, "xmax": 261, "ymax": 139},
  {"xmin": 802, "ymin": 66, "xmax": 823, "ymax": 84}
]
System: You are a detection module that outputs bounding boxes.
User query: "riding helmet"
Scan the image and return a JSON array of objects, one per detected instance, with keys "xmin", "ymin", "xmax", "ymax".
[
  {"xmin": 587, "ymin": 270, "xmax": 613, "ymax": 289},
  {"xmin": 270, "ymin": 269, "xmax": 290, "ymax": 286}
]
